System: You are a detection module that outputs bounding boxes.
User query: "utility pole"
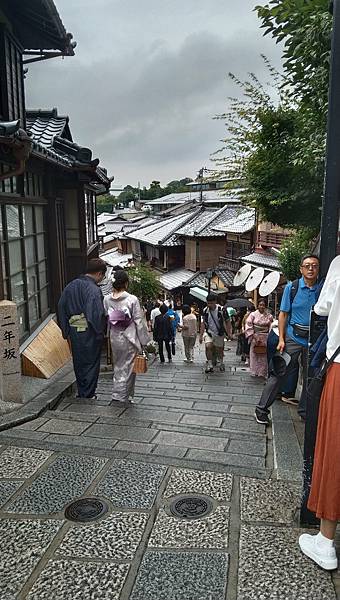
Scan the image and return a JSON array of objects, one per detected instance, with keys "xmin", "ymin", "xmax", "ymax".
[
  {"xmin": 198, "ymin": 167, "xmax": 205, "ymax": 203},
  {"xmin": 319, "ymin": 0, "xmax": 340, "ymax": 277},
  {"xmin": 300, "ymin": 0, "xmax": 340, "ymax": 525}
]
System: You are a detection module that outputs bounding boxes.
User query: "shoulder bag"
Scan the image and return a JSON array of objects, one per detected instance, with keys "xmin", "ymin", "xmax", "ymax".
[{"xmin": 307, "ymin": 345, "xmax": 340, "ymax": 404}]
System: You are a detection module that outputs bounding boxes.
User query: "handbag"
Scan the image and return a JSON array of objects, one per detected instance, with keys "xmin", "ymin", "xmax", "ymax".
[
  {"xmin": 133, "ymin": 353, "xmax": 148, "ymax": 374},
  {"xmin": 307, "ymin": 345, "xmax": 340, "ymax": 403}
]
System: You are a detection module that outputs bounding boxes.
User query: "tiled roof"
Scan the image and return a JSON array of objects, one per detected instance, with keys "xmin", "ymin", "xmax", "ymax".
[
  {"xmin": 97, "ymin": 213, "xmax": 121, "ymax": 227},
  {"xmin": 176, "ymin": 204, "xmax": 243, "ymax": 238},
  {"xmin": 26, "ymin": 110, "xmax": 70, "ymax": 147},
  {"xmin": 159, "ymin": 268, "xmax": 195, "ymax": 291},
  {"xmin": 25, "ymin": 108, "xmax": 110, "ymax": 187},
  {"xmin": 184, "ymin": 268, "xmax": 234, "ymax": 288},
  {"xmin": 127, "ymin": 211, "xmax": 200, "ymax": 247},
  {"xmin": 100, "ymin": 249, "xmax": 133, "ymax": 268},
  {"xmin": 4, "ymin": 0, "xmax": 76, "ymax": 55},
  {"xmin": 144, "ymin": 190, "xmax": 242, "ymax": 207},
  {"xmin": 214, "ymin": 208, "xmax": 256, "ymax": 234},
  {"xmin": 240, "ymin": 252, "xmax": 280, "ymax": 271}
]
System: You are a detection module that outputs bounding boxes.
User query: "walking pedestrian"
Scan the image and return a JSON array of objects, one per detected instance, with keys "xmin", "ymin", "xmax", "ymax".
[
  {"xmin": 299, "ymin": 255, "xmax": 340, "ymax": 571},
  {"xmin": 180, "ymin": 304, "xmax": 197, "ymax": 363},
  {"xmin": 245, "ymin": 299, "xmax": 273, "ymax": 378},
  {"xmin": 254, "ymin": 254, "xmax": 321, "ymax": 425},
  {"xmin": 58, "ymin": 258, "xmax": 107, "ymax": 400},
  {"xmin": 150, "ymin": 302, "xmax": 161, "ymax": 330},
  {"xmin": 267, "ymin": 320, "xmax": 299, "ymax": 404},
  {"xmin": 199, "ymin": 293, "xmax": 230, "ymax": 373},
  {"xmin": 166, "ymin": 302, "xmax": 180, "ymax": 355},
  {"xmin": 104, "ymin": 270, "xmax": 149, "ymax": 403},
  {"xmin": 153, "ymin": 303, "xmax": 173, "ymax": 363}
]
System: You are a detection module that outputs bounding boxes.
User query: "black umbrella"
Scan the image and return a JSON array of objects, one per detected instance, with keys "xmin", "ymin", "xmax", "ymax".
[{"xmin": 225, "ymin": 298, "xmax": 254, "ymax": 309}]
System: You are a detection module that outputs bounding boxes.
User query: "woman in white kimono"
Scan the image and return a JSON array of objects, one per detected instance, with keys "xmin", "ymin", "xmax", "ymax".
[{"xmin": 104, "ymin": 270, "xmax": 150, "ymax": 403}]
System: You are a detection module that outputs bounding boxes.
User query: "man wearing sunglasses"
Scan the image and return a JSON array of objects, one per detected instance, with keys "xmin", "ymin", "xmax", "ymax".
[{"xmin": 255, "ymin": 254, "xmax": 320, "ymax": 425}]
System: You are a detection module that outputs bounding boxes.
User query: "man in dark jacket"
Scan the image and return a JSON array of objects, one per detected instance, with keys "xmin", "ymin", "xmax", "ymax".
[
  {"xmin": 153, "ymin": 303, "xmax": 173, "ymax": 363},
  {"xmin": 58, "ymin": 258, "xmax": 107, "ymax": 399}
]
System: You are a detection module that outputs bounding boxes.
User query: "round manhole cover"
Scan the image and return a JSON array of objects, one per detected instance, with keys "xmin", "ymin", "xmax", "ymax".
[
  {"xmin": 65, "ymin": 498, "xmax": 109, "ymax": 523},
  {"xmin": 169, "ymin": 495, "xmax": 214, "ymax": 520}
]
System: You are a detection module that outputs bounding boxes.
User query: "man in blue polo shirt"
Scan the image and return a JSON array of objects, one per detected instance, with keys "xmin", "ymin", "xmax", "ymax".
[{"xmin": 255, "ymin": 254, "xmax": 320, "ymax": 425}]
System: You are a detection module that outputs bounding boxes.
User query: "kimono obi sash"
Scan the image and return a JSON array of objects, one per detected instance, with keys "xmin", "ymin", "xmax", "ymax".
[
  {"xmin": 108, "ymin": 309, "xmax": 132, "ymax": 330},
  {"xmin": 69, "ymin": 313, "xmax": 88, "ymax": 332},
  {"xmin": 254, "ymin": 324, "xmax": 269, "ymax": 334}
]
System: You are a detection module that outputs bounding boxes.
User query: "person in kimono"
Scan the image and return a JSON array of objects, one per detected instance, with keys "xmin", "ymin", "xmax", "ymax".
[
  {"xmin": 245, "ymin": 298, "xmax": 273, "ymax": 378},
  {"xmin": 104, "ymin": 270, "xmax": 150, "ymax": 402},
  {"xmin": 58, "ymin": 258, "xmax": 107, "ymax": 399}
]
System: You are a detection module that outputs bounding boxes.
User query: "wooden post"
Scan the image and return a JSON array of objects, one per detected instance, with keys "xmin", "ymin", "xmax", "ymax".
[{"xmin": 0, "ymin": 300, "xmax": 22, "ymax": 403}]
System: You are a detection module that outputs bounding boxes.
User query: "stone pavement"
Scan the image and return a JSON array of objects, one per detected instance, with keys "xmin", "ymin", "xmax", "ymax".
[{"xmin": 0, "ymin": 342, "xmax": 338, "ymax": 599}]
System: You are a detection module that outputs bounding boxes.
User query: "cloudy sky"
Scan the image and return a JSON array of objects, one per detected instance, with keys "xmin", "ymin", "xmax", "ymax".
[{"xmin": 26, "ymin": 0, "xmax": 281, "ymax": 188}]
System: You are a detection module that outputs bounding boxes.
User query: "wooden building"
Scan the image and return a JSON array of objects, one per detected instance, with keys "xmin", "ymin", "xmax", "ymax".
[{"xmin": 0, "ymin": 1, "xmax": 111, "ymax": 342}]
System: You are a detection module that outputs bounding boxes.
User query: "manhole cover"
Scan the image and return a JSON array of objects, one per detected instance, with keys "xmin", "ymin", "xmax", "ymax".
[
  {"xmin": 65, "ymin": 498, "xmax": 109, "ymax": 523},
  {"xmin": 169, "ymin": 495, "xmax": 214, "ymax": 520}
]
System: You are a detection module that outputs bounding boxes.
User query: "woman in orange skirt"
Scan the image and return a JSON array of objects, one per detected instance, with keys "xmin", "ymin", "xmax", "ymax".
[{"xmin": 299, "ymin": 255, "xmax": 340, "ymax": 570}]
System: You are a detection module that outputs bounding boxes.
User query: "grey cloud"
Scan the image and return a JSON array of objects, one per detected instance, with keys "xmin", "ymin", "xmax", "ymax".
[{"xmin": 26, "ymin": 1, "xmax": 281, "ymax": 185}]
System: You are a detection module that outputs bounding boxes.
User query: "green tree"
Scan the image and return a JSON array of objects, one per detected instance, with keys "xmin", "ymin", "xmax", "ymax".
[
  {"xmin": 214, "ymin": 67, "xmax": 322, "ymax": 228},
  {"xmin": 127, "ymin": 265, "xmax": 160, "ymax": 303},
  {"xmin": 214, "ymin": 1, "xmax": 333, "ymax": 232},
  {"xmin": 117, "ymin": 185, "xmax": 138, "ymax": 206},
  {"xmin": 256, "ymin": 0, "xmax": 331, "ymax": 119},
  {"xmin": 96, "ymin": 193, "xmax": 118, "ymax": 214},
  {"xmin": 279, "ymin": 228, "xmax": 315, "ymax": 280}
]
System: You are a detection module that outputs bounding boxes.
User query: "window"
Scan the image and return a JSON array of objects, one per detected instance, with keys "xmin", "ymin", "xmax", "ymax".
[
  {"xmin": 85, "ymin": 189, "xmax": 96, "ymax": 246},
  {"xmin": 1, "ymin": 31, "xmax": 25, "ymax": 125},
  {"xmin": 0, "ymin": 204, "xmax": 50, "ymax": 339}
]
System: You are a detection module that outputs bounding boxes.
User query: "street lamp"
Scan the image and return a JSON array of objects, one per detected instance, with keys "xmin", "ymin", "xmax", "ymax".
[{"xmin": 206, "ymin": 269, "xmax": 214, "ymax": 295}]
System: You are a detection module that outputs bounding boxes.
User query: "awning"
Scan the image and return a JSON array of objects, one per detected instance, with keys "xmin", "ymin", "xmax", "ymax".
[
  {"xmin": 189, "ymin": 286, "xmax": 227, "ymax": 302},
  {"xmin": 189, "ymin": 287, "xmax": 208, "ymax": 302}
]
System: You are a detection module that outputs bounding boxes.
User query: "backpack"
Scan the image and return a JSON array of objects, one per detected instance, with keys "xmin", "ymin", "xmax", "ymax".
[{"xmin": 203, "ymin": 306, "xmax": 225, "ymax": 337}]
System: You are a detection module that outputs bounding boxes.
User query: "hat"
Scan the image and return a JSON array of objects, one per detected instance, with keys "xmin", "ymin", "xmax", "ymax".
[{"xmin": 271, "ymin": 351, "xmax": 291, "ymax": 377}]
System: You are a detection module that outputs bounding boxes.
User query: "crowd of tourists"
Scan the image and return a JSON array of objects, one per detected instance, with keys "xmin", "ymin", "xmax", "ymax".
[{"xmin": 58, "ymin": 252, "xmax": 340, "ymax": 572}]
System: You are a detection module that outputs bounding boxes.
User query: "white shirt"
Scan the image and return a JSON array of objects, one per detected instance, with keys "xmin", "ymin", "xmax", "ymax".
[
  {"xmin": 314, "ymin": 256, "xmax": 340, "ymax": 363},
  {"xmin": 207, "ymin": 306, "xmax": 222, "ymax": 337},
  {"xmin": 150, "ymin": 307, "xmax": 161, "ymax": 325}
]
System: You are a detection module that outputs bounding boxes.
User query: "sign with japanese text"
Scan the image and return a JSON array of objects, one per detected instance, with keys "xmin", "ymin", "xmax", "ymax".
[{"xmin": 0, "ymin": 301, "xmax": 22, "ymax": 404}]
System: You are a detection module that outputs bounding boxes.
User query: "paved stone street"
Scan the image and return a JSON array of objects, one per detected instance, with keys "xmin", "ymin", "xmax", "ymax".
[{"xmin": 0, "ymin": 343, "xmax": 339, "ymax": 599}]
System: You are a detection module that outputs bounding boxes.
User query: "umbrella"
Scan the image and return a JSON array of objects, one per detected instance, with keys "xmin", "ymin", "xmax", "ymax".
[{"xmin": 225, "ymin": 298, "xmax": 254, "ymax": 309}]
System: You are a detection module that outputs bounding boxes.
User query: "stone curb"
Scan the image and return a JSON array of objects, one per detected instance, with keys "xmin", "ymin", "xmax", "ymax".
[
  {"xmin": 0, "ymin": 370, "xmax": 76, "ymax": 432},
  {"xmin": 271, "ymin": 401, "xmax": 303, "ymax": 483}
]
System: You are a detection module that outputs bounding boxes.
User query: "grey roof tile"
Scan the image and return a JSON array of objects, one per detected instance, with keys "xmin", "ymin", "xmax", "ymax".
[
  {"xmin": 214, "ymin": 209, "xmax": 256, "ymax": 234},
  {"xmin": 240, "ymin": 252, "xmax": 280, "ymax": 271},
  {"xmin": 159, "ymin": 269, "xmax": 195, "ymax": 290},
  {"xmin": 176, "ymin": 205, "xmax": 244, "ymax": 238},
  {"xmin": 184, "ymin": 268, "xmax": 234, "ymax": 288},
  {"xmin": 127, "ymin": 211, "xmax": 200, "ymax": 247},
  {"xmin": 26, "ymin": 113, "xmax": 69, "ymax": 147}
]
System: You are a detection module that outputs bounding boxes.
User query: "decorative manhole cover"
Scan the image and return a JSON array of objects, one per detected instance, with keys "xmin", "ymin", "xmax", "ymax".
[
  {"xmin": 169, "ymin": 495, "xmax": 214, "ymax": 520},
  {"xmin": 65, "ymin": 498, "xmax": 109, "ymax": 523}
]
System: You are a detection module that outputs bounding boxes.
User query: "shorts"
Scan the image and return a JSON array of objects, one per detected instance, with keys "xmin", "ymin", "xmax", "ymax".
[{"xmin": 203, "ymin": 332, "xmax": 225, "ymax": 348}]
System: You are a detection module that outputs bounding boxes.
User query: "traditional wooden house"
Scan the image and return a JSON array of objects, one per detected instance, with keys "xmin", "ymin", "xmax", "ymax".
[
  {"xmin": 0, "ymin": 1, "xmax": 111, "ymax": 342},
  {"xmin": 175, "ymin": 204, "xmax": 255, "ymax": 272}
]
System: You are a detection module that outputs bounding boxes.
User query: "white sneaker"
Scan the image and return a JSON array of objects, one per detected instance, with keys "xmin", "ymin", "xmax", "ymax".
[{"xmin": 299, "ymin": 533, "xmax": 338, "ymax": 570}]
